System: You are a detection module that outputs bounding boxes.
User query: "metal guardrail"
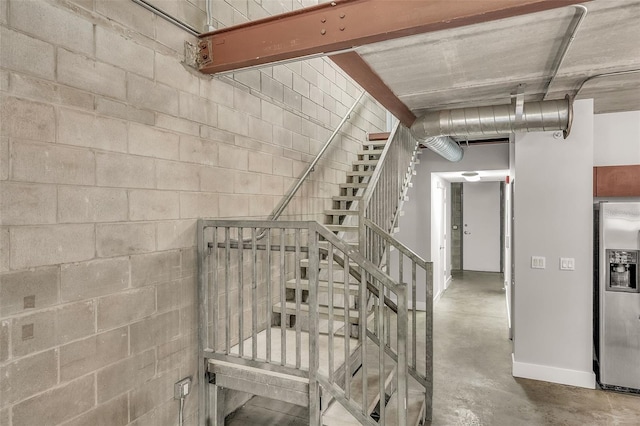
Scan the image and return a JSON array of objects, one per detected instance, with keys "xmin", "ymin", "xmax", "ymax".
[
  {"xmin": 197, "ymin": 219, "xmax": 412, "ymax": 425},
  {"xmin": 198, "ymin": 220, "xmax": 317, "ymax": 426},
  {"xmin": 363, "ymin": 218, "xmax": 433, "ymax": 421},
  {"xmin": 358, "ymin": 124, "xmax": 420, "ymax": 257},
  {"xmin": 357, "ymin": 123, "xmax": 433, "ymax": 422}
]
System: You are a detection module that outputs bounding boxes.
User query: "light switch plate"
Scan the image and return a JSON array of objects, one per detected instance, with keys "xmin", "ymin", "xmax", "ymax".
[
  {"xmin": 560, "ymin": 258, "xmax": 575, "ymax": 270},
  {"xmin": 531, "ymin": 256, "xmax": 546, "ymax": 269}
]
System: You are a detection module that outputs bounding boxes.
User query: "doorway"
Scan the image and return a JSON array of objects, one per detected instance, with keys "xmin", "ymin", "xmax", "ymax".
[{"xmin": 462, "ymin": 181, "xmax": 501, "ymax": 272}]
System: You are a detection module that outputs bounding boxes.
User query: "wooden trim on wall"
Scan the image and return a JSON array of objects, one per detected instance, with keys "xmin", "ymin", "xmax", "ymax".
[{"xmin": 593, "ymin": 164, "xmax": 640, "ymax": 197}]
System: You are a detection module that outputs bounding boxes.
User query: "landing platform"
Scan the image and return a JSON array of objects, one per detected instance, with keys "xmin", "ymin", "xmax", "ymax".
[
  {"xmin": 211, "ymin": 326, "xmax": 358, "ymax": 374},
  {"xmin": 207, "ymin": 326, "xmax": 359, "ymax": 407}
]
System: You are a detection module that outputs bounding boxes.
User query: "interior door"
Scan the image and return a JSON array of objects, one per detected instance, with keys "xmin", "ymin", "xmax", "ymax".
[{"xmin": 462, "ymin": 182, "xmax": 501, "ymax": 272}]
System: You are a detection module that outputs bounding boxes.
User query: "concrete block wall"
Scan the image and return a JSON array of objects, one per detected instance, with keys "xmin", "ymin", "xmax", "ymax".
[{"xmin": 0, "ymin": 0, "xmax": 387, "ymax": 425}]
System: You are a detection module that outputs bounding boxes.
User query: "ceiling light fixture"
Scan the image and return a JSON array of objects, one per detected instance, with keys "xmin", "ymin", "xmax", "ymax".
[{"xmin": 462, "ymin": 172, "xmax": 481, "ymax": 182}]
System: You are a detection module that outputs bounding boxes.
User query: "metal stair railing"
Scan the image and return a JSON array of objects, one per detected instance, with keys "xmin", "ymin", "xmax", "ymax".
[
  {"xmin": 357, "ymin": 122, "xmax": 433, "ymax": 423},
  {"xmin": 197, "ymin": 219, "xmax": 412, "ymax": 426},
  {"xmin": 268, "ymin": 91, "xmax": 365, "ymax": 223},
  {"xmin": 313, "ymin": 223, "xmax": 410, "ymax": 426},
  {"xmin": 198, "ymin": 220, "xmax": 318, "ymax": 426},
  {"xmin": 228, "ymin": 92, "xmax": 366, "ymax": 245},
  {"xmin": 358, "ymin": 123, "xmax": 421, "ymax": 258},
  {"xmin": 362, "ymin": 219, "xmax": 434, "ymax": 422}
]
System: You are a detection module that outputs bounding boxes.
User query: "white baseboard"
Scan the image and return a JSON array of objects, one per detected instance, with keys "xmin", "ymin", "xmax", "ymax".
[
  {"xmin": 512, "ymin": 354, "xmax": 596, "ymax": 389},
  {"xmin": 444, "ymin": 275, "xmax": 452, "ymax": 290},
  {"xmin": 433, "ymin": 289, "xmax": 443, "ymax": 305}
]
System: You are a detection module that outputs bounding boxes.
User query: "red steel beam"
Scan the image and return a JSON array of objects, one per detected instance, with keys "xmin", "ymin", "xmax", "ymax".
[
  {"xmin": 197, "ymin": 0, "xmax": 587, "ymax": 74},
  {"xmin": 331, "ymin": 52, "xmax": 416, "ymax": 127}
]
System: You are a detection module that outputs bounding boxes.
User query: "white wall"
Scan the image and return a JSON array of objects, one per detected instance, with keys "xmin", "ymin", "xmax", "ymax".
[
  {"xmin": 430, "ymin": 175, "xmax": 450, "ymax": 301},
  {"xmin": 594, "ymin": 111, "xmax": 640, "ymax": 166},
  {"xmin": 512, "ymin": 99, "xmax": 595, "ymax": 389}
]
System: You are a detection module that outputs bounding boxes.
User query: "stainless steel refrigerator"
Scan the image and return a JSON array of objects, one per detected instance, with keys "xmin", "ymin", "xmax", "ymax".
[{"xmin": 597, "ymin": 202, "xmax": 640, "ymax": 391}]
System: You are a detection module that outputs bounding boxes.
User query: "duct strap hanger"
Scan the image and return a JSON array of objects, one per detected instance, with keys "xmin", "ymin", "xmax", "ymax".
[{"xmin": 514, "ymin": 84, "xmax": 526, "ymax": 132}]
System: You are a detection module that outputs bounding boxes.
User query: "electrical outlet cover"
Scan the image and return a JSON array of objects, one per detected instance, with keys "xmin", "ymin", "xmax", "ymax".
[
  {"xmin": 531, "ymin": 256, "xmax": 546, "ymax": 269},
  {"xmin": 560, "ymin": 257, "xmax": 575, "ymax": 271}
]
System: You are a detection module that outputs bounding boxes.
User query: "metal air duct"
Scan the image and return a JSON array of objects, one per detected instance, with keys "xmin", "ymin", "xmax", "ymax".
[
  {"xmin": 410, "ymin": 97, "xmax": 573, "ymax": 162},
  {"xmin": 420, "ymin": 135, "xmax": 464, "ymax": 162}
]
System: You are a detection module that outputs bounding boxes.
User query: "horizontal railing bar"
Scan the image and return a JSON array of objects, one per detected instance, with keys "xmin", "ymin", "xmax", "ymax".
[
  {"xmin": 209, "ymin": 242, "xmax": 309, "ymax": 253},
  {"xmin": 363, "ymin": 219, "xmax": 429, "ymax": 269},
  {"xmin": 204, "ymin": 352, "xmax": 310, "ymax": 379},
  {"xmin": 201, "ymin": 220, "xmax": 314, "ymax": 229}
]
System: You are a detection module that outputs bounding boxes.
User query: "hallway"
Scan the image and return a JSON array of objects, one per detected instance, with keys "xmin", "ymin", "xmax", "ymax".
[{"xmin": 226, "ymin": 271, "xmax": 640, "ymax": 425}]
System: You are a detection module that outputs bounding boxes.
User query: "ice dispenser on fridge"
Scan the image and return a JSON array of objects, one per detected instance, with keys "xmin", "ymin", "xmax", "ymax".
[{"xmin": 606, "ymin": 249, "xmax": 638, "ymax": 292}]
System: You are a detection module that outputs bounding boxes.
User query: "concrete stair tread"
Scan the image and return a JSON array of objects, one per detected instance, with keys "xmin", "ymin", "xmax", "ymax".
[
  {"xmin": 324, "ymin": 209, "xmax": 359, "ymax": 216},
  {"xmin": 347, "ymin": 170, "xmax": 374, "ymax": 176},
  {"xmin": 357, "ymin": 150, "xmax": 382, "ymax": 156},
  {"xmin": 352, "ymin": 160, "xmax": 379, "ymax": 166},
  {"xmin": 325, "ymin": 225, "xmax": 359, "ymax": 232},
  {"xmin": 220, "ymin": 327, "xmax": 358, "ymax": 373},
  {"xmin": 339, "ymin": 182, "xmax": 369, "ymax": 188},
  {"xmin": 285, "ymin": 278, "xmax": 360, "ymax": 294},
  {"xmin": 273, "ymin": 302, "xmax": 360, "ymax": 324},
  {"xmin": 332, "ymin": 195, "xmax": 362, "ymax": 201}
]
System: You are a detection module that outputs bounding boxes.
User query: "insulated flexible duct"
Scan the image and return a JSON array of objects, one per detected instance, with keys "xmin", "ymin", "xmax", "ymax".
[
  {"xmin": 420, "ymin": 136, "xmax": 465, "ymax": 162},
  {"xmin": 410, "ymin": 97, "xmax": 573, "ymax": 162}
]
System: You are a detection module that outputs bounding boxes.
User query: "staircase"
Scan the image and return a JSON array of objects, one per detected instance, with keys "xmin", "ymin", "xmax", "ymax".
[
  {"xmin": 197, "ymin": 98, "xmax": 432, "ymax": 426},
  {"xmin": 326, "ymin": 134, "xmax": 388, "ymax": 236},
  {"xmin": 272, "ymin": 132, "xmax": 392, "ymax": 339},
  {"xmin": 268, "ymin": 132, "xmax": 427, "ymax": 425}
]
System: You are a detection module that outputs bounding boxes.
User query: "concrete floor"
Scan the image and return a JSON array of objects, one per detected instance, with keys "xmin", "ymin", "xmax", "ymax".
[{"xmin": 226, "ymin": 271, "xmax": 640, "ymax": 425}]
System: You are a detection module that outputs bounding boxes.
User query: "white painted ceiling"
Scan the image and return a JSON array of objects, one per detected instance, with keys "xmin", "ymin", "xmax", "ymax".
[{"xmin": 354, "ymin": 0, "xmax": 640, "ymax": 115}]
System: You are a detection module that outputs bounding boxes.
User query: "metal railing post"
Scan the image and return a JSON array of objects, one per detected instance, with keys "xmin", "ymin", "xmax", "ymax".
[
  {"xmin": 308, "ymin": 223, "xmax": 321, "ymax": 425},
  {"xmin": 197, "ymin": 219, "xmax": 209, "ymax": 426},
  {"xmin": 425, "ymin": 262, "xmax": 434, "ymax": 421},
  {"xmin": 396, "ymin": 285, "xmax": 408, "ymax": 426}
]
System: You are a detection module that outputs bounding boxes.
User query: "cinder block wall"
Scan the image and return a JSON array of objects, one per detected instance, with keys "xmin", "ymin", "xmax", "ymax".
[{"xmin": 0, "ymin": 0, "xmax": 387, "ymax": 424}]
